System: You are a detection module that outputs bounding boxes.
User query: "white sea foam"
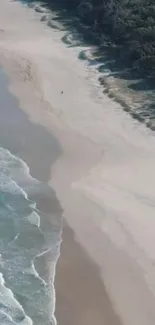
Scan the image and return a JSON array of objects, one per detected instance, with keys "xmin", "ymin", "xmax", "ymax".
[
  {"xmin": 27, "ymin": 211, "xmax": 40, "ymax": 227},
  {"xmin": 0, "ymin": 145, "xmax": 61, "ymax": 325},
  {"xmin": 3, "ymin": 0, "xmax": 155, "ymax": 324},
  {"xmin": 0, "ymin": 273, "xmax": 33, "ymax": 325},
  {"xmin": 0, "ymin": 148, "xmax": 35, "ymax": 324}
]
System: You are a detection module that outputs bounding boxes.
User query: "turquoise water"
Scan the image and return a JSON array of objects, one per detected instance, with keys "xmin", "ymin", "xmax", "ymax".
[
  {"xmin": 0, "ymin": 147, "xmax": 62, "ymax": 325},
  {"xmin": 0, "ymin": 66, "xmax": 63, "ymax": 325}
]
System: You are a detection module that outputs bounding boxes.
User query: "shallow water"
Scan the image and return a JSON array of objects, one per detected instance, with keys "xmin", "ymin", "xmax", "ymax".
[
  {"xmin": 0, "ymin": 71, "xmax": 62, "ymax": 324},
  {"xmin": 0, "ymin": 147, "xmax": 62, "ymax": 325}
]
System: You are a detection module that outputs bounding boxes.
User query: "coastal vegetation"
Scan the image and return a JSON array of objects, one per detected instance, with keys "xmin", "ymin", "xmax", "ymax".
[{"xmin": 42, "ymin": 0, "xmax": 155, "ymax": 79}]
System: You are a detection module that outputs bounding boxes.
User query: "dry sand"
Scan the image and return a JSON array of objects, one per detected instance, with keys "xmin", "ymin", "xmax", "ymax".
[{"xmin": 0, "ymin": 1, "xmax": 155, "ymax": 325}]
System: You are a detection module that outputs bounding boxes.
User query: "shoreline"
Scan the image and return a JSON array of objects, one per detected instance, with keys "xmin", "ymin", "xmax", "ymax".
[
  {"xmin": 1, "ymin": 1, "xmax": 155, "ymax": 324},
  {"xmin": 0, "ymin": 55, "xmax": 122, "ymax": 325}
]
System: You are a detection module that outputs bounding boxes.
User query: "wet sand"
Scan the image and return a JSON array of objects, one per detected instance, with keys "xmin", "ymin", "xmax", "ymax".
[
  {"xmin": 56, "ymin": 222, "xmax": 121, "ymax": 325},
  {"xmin": 0, "ymin": 70, "xmax": 122, "ymax": 325},
  {"xmin": 1, "ymin": 1, "xmax": 155, "ymax": 325}
]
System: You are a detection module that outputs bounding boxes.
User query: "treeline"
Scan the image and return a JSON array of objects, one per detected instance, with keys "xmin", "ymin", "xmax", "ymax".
[{"xmin": 48, "ymin": 0, "xmax": 155, "ymax": 78}]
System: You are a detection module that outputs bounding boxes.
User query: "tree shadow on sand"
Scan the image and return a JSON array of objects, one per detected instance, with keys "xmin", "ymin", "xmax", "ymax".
[{"xmin": 12, "ymin": 0, "xmax": 155, "ymax": 128}]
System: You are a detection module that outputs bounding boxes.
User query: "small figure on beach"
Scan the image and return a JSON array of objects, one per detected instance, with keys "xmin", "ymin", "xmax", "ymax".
[{"xmin": 61, "ymin": 90, "xmax": 63, "ymax": 94}]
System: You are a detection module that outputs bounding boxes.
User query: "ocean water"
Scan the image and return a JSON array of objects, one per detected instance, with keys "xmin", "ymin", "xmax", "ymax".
[{"xmin": 0, "ymin": 147, "xmax": 62, "ymax": 325}]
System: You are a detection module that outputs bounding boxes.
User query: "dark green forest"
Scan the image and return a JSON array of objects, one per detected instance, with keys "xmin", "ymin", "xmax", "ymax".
[{"xmin": 45, "ymin": 0, "xmax": 155, "ymax": 79}]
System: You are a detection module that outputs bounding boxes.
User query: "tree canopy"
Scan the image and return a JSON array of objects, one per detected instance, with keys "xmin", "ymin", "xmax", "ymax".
[{"xmin": 50, "ymin": 0, "xmax": 155, "ymax": 78}]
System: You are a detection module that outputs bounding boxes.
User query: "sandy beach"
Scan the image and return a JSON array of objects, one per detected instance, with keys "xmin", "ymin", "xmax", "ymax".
[
  {"xmin": 0, "ymin": 43, "xmax": 121, "ymax": 325},
  {"xmin": 1, "ymin": 1, "xmax": 155, "ymax": 324}
]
